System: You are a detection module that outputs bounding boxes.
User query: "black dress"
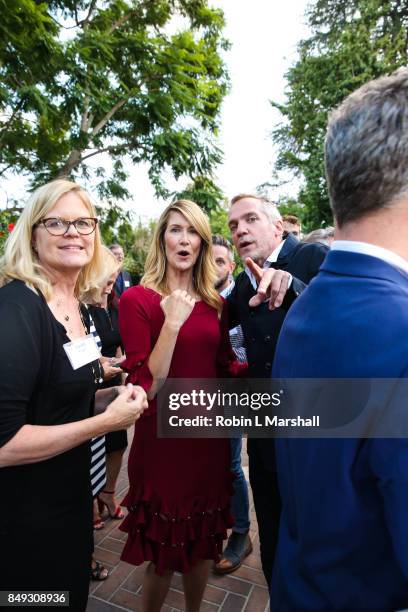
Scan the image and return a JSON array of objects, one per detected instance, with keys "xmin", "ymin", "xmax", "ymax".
[
  {"xmin": 88, "ymin": 304, "xmax": 127, "ymax": 453},
  {"xmin": 0, "ymin": 280, "xmax": 96, "ymax": 611}
]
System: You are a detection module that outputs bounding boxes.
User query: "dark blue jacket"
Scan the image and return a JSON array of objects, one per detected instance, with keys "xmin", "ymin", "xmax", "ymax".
[
  {"xmin": 113, "ymin": 269, "xmax": 132, "ymax": 297},
  {"xmin": 272, "ymin": 250, "xmax": 408, "ymax": 611},
  {"xmin": 227, "ymin": 234, "xmax": 328, "ymax": 379}
]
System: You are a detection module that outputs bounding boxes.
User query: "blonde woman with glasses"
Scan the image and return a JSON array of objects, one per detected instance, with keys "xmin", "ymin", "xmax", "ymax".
[{"xmin": 0, "ymin": 180, "xmax": 147, "ymax": 611}]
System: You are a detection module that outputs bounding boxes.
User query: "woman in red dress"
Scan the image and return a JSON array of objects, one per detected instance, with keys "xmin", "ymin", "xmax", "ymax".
[{"xmin": 119, "ymin": 199, "xmax": 239, "ymax": 611}]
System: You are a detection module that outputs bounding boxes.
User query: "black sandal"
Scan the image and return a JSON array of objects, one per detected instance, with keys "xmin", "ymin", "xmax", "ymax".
[{"xmin": 90, "ymin": 560, "xmax": 109, "ymax": 581}]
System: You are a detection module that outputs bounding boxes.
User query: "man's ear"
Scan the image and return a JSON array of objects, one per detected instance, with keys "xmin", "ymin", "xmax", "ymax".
[
  {"xmin": 274, "ymin": 219, "xmax": 284, "ymax": 237},
  {"xmin": 230, "ymin": 260, "xmax": 236, "ymax": 273}
]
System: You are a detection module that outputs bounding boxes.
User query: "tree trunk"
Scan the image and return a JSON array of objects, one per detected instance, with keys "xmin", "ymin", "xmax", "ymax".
[{"xmin": 56, "ymin": 149, "xmax": 82, "ymax": 178}]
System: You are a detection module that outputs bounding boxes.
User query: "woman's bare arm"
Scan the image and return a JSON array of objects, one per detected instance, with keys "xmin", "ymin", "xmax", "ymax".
[
  {"xmin": 146, "ymin": 290, "xmax": 195, "ymax": 399},
  {"xmin": 0, "ymin": 385, "xmax": 147, "ymax": 467}
]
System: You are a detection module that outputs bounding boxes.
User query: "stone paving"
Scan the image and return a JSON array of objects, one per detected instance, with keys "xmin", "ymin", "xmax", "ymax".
[{"xmin": 87, "ymin": 438, "xmax": 270, "ymax": 612}]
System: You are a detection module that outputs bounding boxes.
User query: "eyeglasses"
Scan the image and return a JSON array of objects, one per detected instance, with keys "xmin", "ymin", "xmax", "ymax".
[{"xmin": 36, "ymin": 217, "xmax": 98, "ymax": 236}]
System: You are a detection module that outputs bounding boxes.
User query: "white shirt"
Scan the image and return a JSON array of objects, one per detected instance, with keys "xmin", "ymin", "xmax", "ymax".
[
  {"xmin": 219, "ymin": 280, "xmax": 247, "ymax": 362},
  {"xmin": 220, "ymin": 280, "xmax": 235, "ymax": 299},
  {"xmin": 245, "ymin": 239, "xmax": 292, "ymax": 290},
  {"xmin": 331, "ymin": 240, "xmax": 408, "ymax": 276}
]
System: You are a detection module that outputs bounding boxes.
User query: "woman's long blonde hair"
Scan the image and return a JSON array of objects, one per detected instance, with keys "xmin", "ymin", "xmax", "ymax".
[
  {"xmin": 0, "ymin": 179, "xmax": 105, "ymax": 301},
  {"xmin": 142, "ymin": 199, "xmax": 222, "ymax": 316},
  {"xmin": 82, "ymin": 246, "xmax": 121, "ymax": 305}
]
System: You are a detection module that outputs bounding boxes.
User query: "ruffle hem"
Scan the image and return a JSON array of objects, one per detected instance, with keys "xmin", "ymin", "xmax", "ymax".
[{"xmin": 119, "ymin": 483, "xmax": 234, "ymax": 575}]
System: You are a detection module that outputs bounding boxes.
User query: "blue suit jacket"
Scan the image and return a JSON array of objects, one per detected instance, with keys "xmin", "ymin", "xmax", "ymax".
[{"xmin": 272, "ymin": 250, "xmax": 408, "ymax": 611}]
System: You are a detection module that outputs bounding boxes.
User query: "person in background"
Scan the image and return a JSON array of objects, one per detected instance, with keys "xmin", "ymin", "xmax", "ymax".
[
  {"xmin": 303, "ymin": 226, "xmax": 335, "ymax": 246},
  {"xmin": 211, "ymin": 234, "xmax": 252, "ymax": 575},
  {"xmin": 109, "ymin": 243, "xmax": 132, "ymax": 296},
  {"xmin": 226, "ymin": 193, "xmax": 328, "ymax": 584},
  {"xmin": 282, "ymin": 214, "xmax": 301, "ymax": 239},
  {"xmin": 85, "ymin": 247, "xmax": 128, "ymax": 523},
  {"xmin": 0, "ymin": 179, "xmax": 147, "ymax": 610},
  {"xmin": 119, "ymin": 199, "xmax": 242, "ymax": 612},
  {"xmin": 85, "ymin": 258, "xmax": 126, "ymax": 581}
]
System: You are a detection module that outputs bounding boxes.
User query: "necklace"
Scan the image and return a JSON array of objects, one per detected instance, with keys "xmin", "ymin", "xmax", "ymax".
[
  {"xmin": 77, "ymin": 304, "xmax": 104, "ymax": 386},
  {"xmin": 55, "ymin": 297, "xmax": 76, "ymax": 322},
  {"xmin": 104, "ymin": 307, "xmax": 114, "ymax": 330}
]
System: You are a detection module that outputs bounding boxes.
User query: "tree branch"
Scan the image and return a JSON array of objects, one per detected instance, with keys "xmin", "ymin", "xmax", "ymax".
[
  {"xmin": 80, "ymin": 95, "xmax": 91, "ymax": 132},
  {"xmin": 55, "ymin": 143, "xmax": 129, "ymax": 175},
  {"xmin": 106, "ymin": 10, "xmax": 139, "ymax": 36},
  {"xmin": 0, "ymin": 163, "xmax": 15, "ymax": 178},
  {"xmin": 48, "ymin": 14, "xmax": 80, "ymax": 30},
  {"xmin": 56, "ymin": 149, "xmax": 82, "ymax": 178},
  {"xmin": 91, "ymin": 97, "xmax": 129, "ymax": 137},
  {"xmin": 80, "ymin": 142, "xmax": 137, "ymax": 162},
  {"xmin": 82, "ymin": 0, "xmax": 98, "ymax": 29}
]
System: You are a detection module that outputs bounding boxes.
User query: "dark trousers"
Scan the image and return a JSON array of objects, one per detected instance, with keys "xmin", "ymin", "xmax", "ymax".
[{"xmin": 248, "ymin": 438, "xmax": 282, "ymax": 586}]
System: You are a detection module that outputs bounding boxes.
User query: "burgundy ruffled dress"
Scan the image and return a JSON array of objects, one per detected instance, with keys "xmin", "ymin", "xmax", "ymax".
[{"xmin": 119, "ymin": 286, "xmax": 242, "ymax": 575}]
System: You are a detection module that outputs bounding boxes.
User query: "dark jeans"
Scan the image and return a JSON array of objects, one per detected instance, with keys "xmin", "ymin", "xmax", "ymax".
[
  {"xmin": 230, "ymin": 437, "xmax": 250, "ymax": 533},
  {"xmin": 248, "ymin": 438, "xmax": 281, "ymax": 585}
]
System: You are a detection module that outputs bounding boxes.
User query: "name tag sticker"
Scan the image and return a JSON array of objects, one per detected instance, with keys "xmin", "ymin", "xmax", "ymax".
[
  {"xmin": 63, "ymin": 334, "xmax": 101, "ymax": 370},
  {"xmin": 124, "ymin": 280, "xmax": 130, "ymax": 287}
]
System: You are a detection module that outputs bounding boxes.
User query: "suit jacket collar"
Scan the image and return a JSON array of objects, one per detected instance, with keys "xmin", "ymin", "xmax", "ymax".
[
  {"xmin": 269, "ymin": 233, "xmax": 300, "ymax": 269},
  {"xmin": 321, "ymin": 249, "xmax": 408, "ymax": 285},
  {"xmin": 242, "ymin": 234, "xmax": 300, "ymax": 292}
]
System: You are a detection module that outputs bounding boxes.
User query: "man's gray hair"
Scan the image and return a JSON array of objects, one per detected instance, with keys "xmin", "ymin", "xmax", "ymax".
[
  {"xmin": 325, "ymin": 67, "xmax": 408, "ymax": 227},
  {"xmin": 230, "ymin": 193, "xmax": 282, "ymax": 224},
  {"xmin": 303, "ymin": 227, "xmax": 334, "ymax": 245}
]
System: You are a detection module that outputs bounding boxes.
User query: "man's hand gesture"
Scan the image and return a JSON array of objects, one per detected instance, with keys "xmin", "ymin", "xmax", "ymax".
[{"xmin": 246, "ymin": 258, "xmax": 291, "ymax": 309}]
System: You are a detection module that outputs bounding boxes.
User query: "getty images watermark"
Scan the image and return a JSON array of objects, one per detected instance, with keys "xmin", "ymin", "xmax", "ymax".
[
  {"xmin": 156, "ymin": 379, "xmax": 325, "ymax": 438},
  {"xmin": 167, "ymin": 389, "xmax": 319, "ymax": 429},
  {"xmin": 157, "ymin": 378, "xmax": 408, "ymax": 438}
]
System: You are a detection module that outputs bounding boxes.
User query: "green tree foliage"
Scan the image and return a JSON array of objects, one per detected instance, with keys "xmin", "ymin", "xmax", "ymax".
[
  {"xmin": 96, "ymin": 203, "xmax": 135, "ymax": 249},
  {"xmin": 129, "ymin": 218, "xmax": 156, "ymax": 281},
  {"xmin": 97, "ymin": 204, "xmax": 152, "ymax": 281},
  {"xmin": 209, "ymin": 204, "xmax": 229, "ymax": 237},
  {"xmin": 0, "ymin": 0, "xmax": 229, "ymax": 201},
  {"xmin": 0, "ymin": 208, "xmax": 20, "ymax": 254},
  {"xmin": 173, "ymin": 175, "xmax": 225, "ymax": 213},
  {"xmin": 275, "ymin": 197, "xmax": 303, "ymax": 218},
  {"xmin": 271, "ymin": 0, "xmax": 408, "ymax": 227},
  {"xmin": 0, "ymin": 0, "xmax": 61, "ymax": 179},
  {"xmin": 209, "ymin": 204, "xmax": 244, "ymax": 273}
]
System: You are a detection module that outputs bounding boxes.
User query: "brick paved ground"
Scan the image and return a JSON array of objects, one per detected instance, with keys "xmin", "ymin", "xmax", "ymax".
[{"xmin": 88, "ymin": 438, "xmax": 270, "ymax": 612}]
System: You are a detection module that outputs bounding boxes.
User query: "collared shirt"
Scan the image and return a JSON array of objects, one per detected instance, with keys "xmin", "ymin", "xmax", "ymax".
[
  {"xmin": 219, "ymin": 280, "xmax": 247, "ymax": 362},
  {"xmin": 245, "ymin": 239, "xmax": 292, "ymax": 290},
  {"xmin": 220, "ymin": 280, "xmax": 235, "ymax": 299},
  {"xmin": 332, "ymin": 240, "xmax": 408, "ymax": 276}
]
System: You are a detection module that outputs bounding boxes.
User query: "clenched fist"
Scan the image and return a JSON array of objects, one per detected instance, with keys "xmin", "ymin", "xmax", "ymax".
[
  {"xmin": 104, "ymin": 384, "xmax": 148, "ymax": 431},
  {"xmin": 161, "ymin": 289, "xmax": 195, "ymax": 330}
]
